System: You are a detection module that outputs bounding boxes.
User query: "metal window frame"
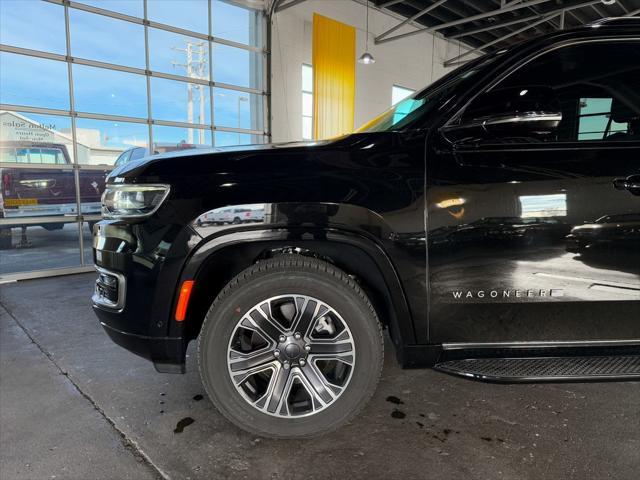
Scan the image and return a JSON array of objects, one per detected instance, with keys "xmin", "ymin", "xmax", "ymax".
[
  {"xmin": 301, "ymin": 63, "xmax": 313, "ymax": 140},
  {"xmin": 0, "ymin": 0, "xmax": 269, "ymax": 281}
]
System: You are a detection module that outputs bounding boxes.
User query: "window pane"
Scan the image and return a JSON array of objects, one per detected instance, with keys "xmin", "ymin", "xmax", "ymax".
[
  {"xmin": 75, "ymin": 118, "xmax": 149, "ymax": 166},
  {"xmin": 302, "ymin": 116, "xmax": 313, "ymax": 140},
  {"xmin": 1, "ymin": 111, "xmax": 74, "ymax": 163},
  {"xmin": 153, "ymin": 125, "xmax": 211, "ymax": 152},
  {"xmin": 75, "ymin": 1, "xmax": 144, "ymax": 17},
  {"xmin": 212, "ymin": 0, "xmax": 263, "ymax": 47},
  {"xmin": 147, "ymin": 0, "xmax": 208, "ymax": 34},
  {"xmin": 214, "ymin": 131, "xmax": 262, "ymax": 147},
  {"xmin": 496, "ymin": 41, "xmax": 640, "ymax": 142},
  {"xmin": 213, "ymin": 43, "xmax": 262, "ymax": 89},
  {"xmin": 0, "ymin": 0, "xmax": 66, "ymax": 54},
  {"xmin": 69, "ymin": 9, "xmax": 145, "ymax": 67},
  {"xmin": 0, "ymin": 221, "xmax": 82, "ymax": 274},
  {"xmin": 302, "ymin": 64, "xmax": 313, "ymax": 92},
  {"xmin": 392, "ymin": 85, "xmax": 415, "ymax": 105},
  {"xmin": 578, "ymin": 98, "xmax": 628, "ymax": 141},
  {"xmin": 302, "ymin": 92, "xmax": 313, "ymax": 117},
  {"xmin": 148, "ymin": 28, "xmax": 210, "ymax": 79},
  {"xmin": 73, "ymin": 65, "xmax": 147, "ymax": 118},
  {"xmin": 213, "ymin": 88, "xmax": 263, "ymax": 130},
  {"xmin": 0, "ymin": 53, "xmax": 69, "ymax": 110},
  {"xmin": 151, "ymin": 78, "xmax": 211, "ymax": 125}
]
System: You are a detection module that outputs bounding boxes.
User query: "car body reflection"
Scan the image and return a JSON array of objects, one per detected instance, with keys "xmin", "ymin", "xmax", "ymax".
[
  {"xmin": 566, "ymin": 213, "xmax": 640, "ymax": 254},
  {"xmin": 196, "ymin": 204, "xmax": 265, "ymax": 226}
]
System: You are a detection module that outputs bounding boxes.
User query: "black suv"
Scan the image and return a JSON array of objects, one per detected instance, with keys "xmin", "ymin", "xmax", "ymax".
[{"xmin": 92, "ymin": 19, "xmax": 640, "ymax": 438}]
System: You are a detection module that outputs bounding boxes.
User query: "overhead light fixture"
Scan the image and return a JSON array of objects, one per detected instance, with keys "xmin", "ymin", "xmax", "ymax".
[
  {"xmin": 601, "ymin": 0, "xmax": 616, "ymax": 4},
  {"xmin": 358, "ymin": 1, "xmax": 375, "ymax": 65}
]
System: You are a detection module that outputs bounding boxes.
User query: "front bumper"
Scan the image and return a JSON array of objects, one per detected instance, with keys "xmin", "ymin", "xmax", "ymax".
[{"xmin": 91, "ymin": 220, "xmax": 197, "ymax": 372}]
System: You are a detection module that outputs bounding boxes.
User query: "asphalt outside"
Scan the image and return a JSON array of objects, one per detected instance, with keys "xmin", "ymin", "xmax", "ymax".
[{"xmin": 1, "ymin": 273, "xmax": 638, "ymax": 480}]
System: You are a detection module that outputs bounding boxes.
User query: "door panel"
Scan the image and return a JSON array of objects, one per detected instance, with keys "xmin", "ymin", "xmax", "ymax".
[
  {"xmin": 426, "ymin": 39, "xmax": 640, "ymax": 343},
  {"xmin": 427, "ymin": 144, "xmax": 640, "ymax": 343}
]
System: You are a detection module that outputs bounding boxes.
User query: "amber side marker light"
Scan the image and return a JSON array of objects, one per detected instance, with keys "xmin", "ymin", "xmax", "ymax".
[{"xmin": 175, "ymin": 280, "xmax": 195, "ymax": 321}]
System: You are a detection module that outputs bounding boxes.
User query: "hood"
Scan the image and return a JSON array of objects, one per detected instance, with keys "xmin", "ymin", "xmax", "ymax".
[{"xmin": 108, "ymin": 139, "xmax": 336, "ymax": 180}]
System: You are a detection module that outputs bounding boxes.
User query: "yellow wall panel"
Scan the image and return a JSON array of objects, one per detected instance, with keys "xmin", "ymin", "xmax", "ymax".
[{"xmin": 312, "ymin": 13, "xmax": 356, "ymax": 140}]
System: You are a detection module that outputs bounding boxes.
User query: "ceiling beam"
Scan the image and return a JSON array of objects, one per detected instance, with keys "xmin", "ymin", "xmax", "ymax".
[
  {"xmin": 449, "ymin": 0, "xmax": 601, "ymax": 39},
  {"xmin": 376, "ymin": 0, "xmax": 554, "ymax": 44},
  {"xmin": 378, "ymin": 0, "xmax": 405, "ymax": 7},
  {"xmin": 376, "ymin": 0, "xmax": 449, "ymax": 41},
  {"xmin": 443, "ymin": 12, "xmax": 558, "ymax": 66},
  {"xmin": 275, "ymin": 0, "xmax": 307, "ymax": 12}
]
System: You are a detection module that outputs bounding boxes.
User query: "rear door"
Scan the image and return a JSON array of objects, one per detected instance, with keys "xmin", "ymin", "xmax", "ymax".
[{"xmin": 428, "ymin": 38, "xmax": 640, "ymax": 344}]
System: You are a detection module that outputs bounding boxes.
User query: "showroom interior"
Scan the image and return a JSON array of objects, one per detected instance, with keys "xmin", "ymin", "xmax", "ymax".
[{"xmin": 1, "ymin": 0, "xmax": 639, "ymax": 479}]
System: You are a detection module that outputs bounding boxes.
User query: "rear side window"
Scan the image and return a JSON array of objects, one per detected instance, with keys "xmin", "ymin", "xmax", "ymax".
[
  {"xmin": 0, "ymin": 147, "xmax": 65, "ymax": 163},
  {"xmin": 490, "ymin": 41, "xmax": 640, "ymax": 142}
]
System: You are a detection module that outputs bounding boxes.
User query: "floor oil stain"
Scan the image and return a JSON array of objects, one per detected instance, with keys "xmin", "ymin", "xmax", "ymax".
[
  {"xmin": 391, "ymin": 409, "xmax": 406, "ymax": 419},
  {"xmin": 174, "ymin": 417, "xmax": 195, "ymax": 433},
  {"xmin": 386, "ymin": 395, "xmax": 404, "ymax": 405},
  {"xmin": 193, "ymin": 394, "xmax": 204, "ymax": 401}
]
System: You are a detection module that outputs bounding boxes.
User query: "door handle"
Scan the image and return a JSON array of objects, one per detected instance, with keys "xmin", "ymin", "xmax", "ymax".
[{"xmin": 613, "ymin": 175, "xmax": 640, "ymax": 196}]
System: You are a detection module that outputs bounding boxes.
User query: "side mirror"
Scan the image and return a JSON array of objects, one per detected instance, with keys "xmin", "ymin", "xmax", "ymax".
[{"xmin": 441, "ymin": 86, "xmax": 562, "ymax": 144}]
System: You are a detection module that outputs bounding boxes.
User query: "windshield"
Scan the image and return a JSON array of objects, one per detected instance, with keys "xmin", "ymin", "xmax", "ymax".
[{"xmin": 356, "ymin": 52, "xmax": 501, "ymax": 133}]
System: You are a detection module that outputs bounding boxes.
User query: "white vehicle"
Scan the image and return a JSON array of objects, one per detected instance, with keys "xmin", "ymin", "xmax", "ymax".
[{"xmin": 196, "ymin": 206, "xmax": 264, "ymax": 226}]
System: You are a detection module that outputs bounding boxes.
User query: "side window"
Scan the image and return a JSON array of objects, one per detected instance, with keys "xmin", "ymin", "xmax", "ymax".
[
  {"xmin": 129, "ymin": 147, "xmax": 147, "ymax": 161},
  {"xmin": 495, "ymin": 41, "xmax": 640, "ymax": 142},
  {"xmin": 39, "ymin": 148, "xmax": 64, "ymax": 164},
  {"xmin": 115, "ymin": 149, "xmax": 132, "ymax": 166}
]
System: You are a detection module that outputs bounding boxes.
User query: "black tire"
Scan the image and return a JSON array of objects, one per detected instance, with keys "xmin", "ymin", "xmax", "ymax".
[
  {"xmin": 232, "ymin": 217, "xmax": 241, "ymax": 224},
  {"xmin": 197, "ymin": 256, "xmax": 384, "ymax": 438}
]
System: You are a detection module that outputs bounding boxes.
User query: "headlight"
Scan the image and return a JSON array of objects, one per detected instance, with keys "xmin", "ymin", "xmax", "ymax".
[{"xmin": 101, "ymin": 184, "xmax": 170, "ymax": 219}]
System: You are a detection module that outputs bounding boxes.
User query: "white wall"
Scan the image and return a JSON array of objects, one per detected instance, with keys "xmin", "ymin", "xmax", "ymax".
[{"xmin": 270, "ymin": 0, "xmax": 476, "ymax": 142}]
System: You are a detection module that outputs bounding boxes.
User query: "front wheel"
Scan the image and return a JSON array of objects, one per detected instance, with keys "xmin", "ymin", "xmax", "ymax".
[{"xmin": 197, "ymin": 256, "xmax": 383, "ymax": 438}]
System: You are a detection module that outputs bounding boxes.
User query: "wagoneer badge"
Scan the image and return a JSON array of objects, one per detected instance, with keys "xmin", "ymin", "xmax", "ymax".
[{"xmin": 451, "ymin": 289, "xmax": 564, "ymax": 299}]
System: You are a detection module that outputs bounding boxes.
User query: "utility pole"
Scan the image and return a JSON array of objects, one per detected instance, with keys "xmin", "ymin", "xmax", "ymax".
[{"xmin": 172, "ymin": 41, "xmax": 208, "ymax": 144}]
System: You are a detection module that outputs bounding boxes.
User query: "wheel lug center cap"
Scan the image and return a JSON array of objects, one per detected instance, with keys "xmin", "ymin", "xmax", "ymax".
[
  {"xmin": 276, "ymin": 334, "xmax": 308, "ymax": 364},
  {"xmin": 285, "ymin": 343, "xmax": 301, "ymax": 358}
]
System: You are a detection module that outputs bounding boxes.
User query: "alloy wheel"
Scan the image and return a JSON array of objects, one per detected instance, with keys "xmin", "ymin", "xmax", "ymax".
[{"xmin": 226, "ymin": 295, "xmax": 356, "ymax": 418}]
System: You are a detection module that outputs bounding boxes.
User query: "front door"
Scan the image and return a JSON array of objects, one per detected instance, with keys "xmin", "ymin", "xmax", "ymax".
[{"xmin": 427, "ymin": 39, "xmax": 640, "ymax": 344}]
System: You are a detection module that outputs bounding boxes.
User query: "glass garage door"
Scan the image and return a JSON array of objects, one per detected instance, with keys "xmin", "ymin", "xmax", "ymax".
[{"xmin": 0, "ymin": 0, "xmax": 268, "ymax": 280}]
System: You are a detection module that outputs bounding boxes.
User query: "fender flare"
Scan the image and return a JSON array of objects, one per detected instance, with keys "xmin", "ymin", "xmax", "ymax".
[{"xmin": 173, "ymin": 225, "xmax": 417, "ymax": 350}]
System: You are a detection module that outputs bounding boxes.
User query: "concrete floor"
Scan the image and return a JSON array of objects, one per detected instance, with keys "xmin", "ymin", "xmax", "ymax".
[{"xmin": 1, "ymin": 273, "xmax": 638, "ymax": 480}]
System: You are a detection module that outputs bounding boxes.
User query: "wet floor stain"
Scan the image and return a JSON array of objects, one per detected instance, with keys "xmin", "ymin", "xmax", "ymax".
[
  {"xmin": 174, "ymin": 417, "xmax": 195, "ymax": 433},
  {"xmin": 391, "ymin": 409, "xmax": 406, "ymax": 419},
  {"xmin": 193, "ymin": 394, "xmax": 204, "ymax": 401},
  {"xmin": 480, "ymin": 436, "xmax": 505, "ymax": 443},
  {"xmin": 386, "ymin": 395, "xmax": 404, "ymax": 405},
  {"xmin": 416, "ymin": 421, "xmax": 424, "ymax": 428}
]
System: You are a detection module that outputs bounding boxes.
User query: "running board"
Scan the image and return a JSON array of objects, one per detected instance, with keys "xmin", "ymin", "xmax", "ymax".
[{"xmin": 435, "ymin": 355, "xmax": 640, "ymax": 382}]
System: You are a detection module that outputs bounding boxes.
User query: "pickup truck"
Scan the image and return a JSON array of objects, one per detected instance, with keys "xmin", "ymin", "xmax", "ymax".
[{"xmin": 0, "ymin": 141, "xmax": 105, "ymax": 248}]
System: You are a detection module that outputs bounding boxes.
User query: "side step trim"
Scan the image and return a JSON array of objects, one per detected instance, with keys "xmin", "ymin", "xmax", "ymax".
[
  {"xmin": 442, "ymin": 340, "xmax": 640, "ymax": 350},
  {"xmin": 435, "ymin": 355, "xmax": 640, "ymax": 383}
]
